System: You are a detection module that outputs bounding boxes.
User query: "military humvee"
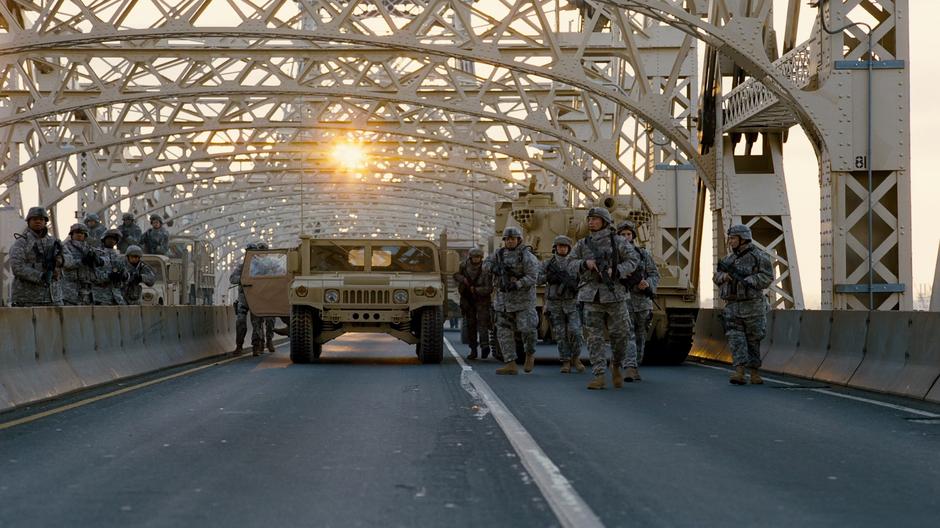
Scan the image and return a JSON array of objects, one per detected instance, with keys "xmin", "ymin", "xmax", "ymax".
[{"xmin": 241, "ymin": 236, "xmax": 459, "ymax": 364}]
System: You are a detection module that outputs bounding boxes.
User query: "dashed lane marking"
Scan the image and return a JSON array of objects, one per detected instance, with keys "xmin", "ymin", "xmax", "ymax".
[
  {"xmin": 690, "ymin": 362, "xmax": 940, "ymax": 418},
  {"xmin": 444, "ymin": 337, "xmax": 605, "ymax": 528}
]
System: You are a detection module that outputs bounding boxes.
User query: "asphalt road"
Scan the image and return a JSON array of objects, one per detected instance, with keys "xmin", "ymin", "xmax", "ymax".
[{"xmin": 1, "ymin": 330, "xmax": 939, "ymax": 527}]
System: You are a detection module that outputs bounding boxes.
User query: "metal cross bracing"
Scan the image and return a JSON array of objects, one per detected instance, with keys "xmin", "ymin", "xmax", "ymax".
[{"xmin": 0, "ymin": 0, "xmax": 911, "ymax": 310}]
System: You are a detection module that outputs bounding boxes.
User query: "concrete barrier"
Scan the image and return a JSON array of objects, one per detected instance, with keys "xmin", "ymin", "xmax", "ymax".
[
  {"xmin": 759, "ymin": 309, "xmax": 776, "ymax": 360},
  {"xmin": 912, "ymin": 313, "xmax": 940, "ymax": 403},
  {"xmin": 848, "ymin": 312, "xmax": 914, "ymax": 396},
  {"xmin": 31, "ymin": 307, "xmax": 84, "ymax": 400},
  {"xmin": 0, "ymin": 308, "xmax": 66, "ymax": 408},
  {"xmin": 814, "ymin": 311, "xmax": 869, "ymax": 385},
  {"xmin": 62, "ymin": 306, "xmax": 120, "ymax": 388},
  {"xmin": 782, "ymin": 310, "xmax": 832, "ymax": 379},
  {"xmin": 761, "ymin": 310, "xmax": 801, "ymax": 373},
  {"xmin": 690, "ymin": 309, "xmax": 728, "ymax": 362}
]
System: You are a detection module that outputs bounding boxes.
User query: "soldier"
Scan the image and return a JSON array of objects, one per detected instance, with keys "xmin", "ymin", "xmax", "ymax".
[
  {"xmin": 485, "ymin": 226, "xmax": 539, "ymax": 375},
  {"xmin": 230, "ymin": 241, "xmax": 273, "ymax": 355},
  {"xmin": 123, "ymin": 245, "xmax": 157, "ymax": 305},
  {"xmin": 617, "ymin": 220, "xmax": 660, "ymax": 381},
  {"xmin": 568, "ymin": 207, "xmax": 640, "ymax": 390},
  {"xmin": 538, "ymin": 235, "xmax": 586, "ymax": 373},
  {"xmin": 454, "ymin": 248, "xmax": 493, "ymax": 360},
  {"xmin": 117, "ymin": 212, "xmax": 142, "ymax": 253},
  {"xmin": 61, "ymin": 223, "xmax": 102, "ymax": 305},
  {"xmin": 93, "ymin": 228, "xmax": 128, "ymax": 305},
  {"xmin": 253, "ymin": 241, "xmax": 277, "ymax": 354},
  {"xmin": 140, "ymin": 214, "xmax": 170, "ymax": 255},
  {"xmin": 83, "ymin": 213, "xmax": 107, "ymax": 248},
  {"xmin": 9, "ymin": 207, "xmax": 64, "ymax": 307},
  {"xmin": 714, "ymin": 224, "xmax": 774, "ymax": 385}
]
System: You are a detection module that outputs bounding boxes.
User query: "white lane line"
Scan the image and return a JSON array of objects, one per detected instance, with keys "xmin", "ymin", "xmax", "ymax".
[
  {"xmin": 444, "ymin": 337, "xmax": 604, "ymax": 528},
  {"xmin": 690, "ymin": 362, "xmax": 940, "ymax": 418}
]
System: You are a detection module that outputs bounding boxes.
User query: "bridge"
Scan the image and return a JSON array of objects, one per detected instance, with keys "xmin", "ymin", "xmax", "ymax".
[{"xmin": 1, "ymin": 1, "xmax": 938, "ymax": 526}]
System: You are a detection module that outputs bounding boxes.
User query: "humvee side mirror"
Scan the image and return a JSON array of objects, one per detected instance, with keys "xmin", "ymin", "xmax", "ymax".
[
  {"xmin": 167, "ymin": 262, "xmax": 182, "ymax": 282},
  {"xmin": 443, "ymin": 250, "xmax": 459, "ymax": 274}
]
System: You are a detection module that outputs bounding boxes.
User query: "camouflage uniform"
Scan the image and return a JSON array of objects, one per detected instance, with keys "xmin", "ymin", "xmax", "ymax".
[
  {"xmin": 484, "ymin": 242, "xmax": 540, "ymax": 364},
  {"xmin": 538, "ymin": 249, "xmax": 584, "ymax": 361},
  {"xmin": 61, "ymin": 224, "xmax": 101, "ymax": 305},
  {"xmin": 568, "ymin": 222, "xmax": 640, "ymax": 376},
  {"xmin": 118, "ymin": 214, "xmax": 142, "ymax": 253},
  {"xmin": 140, "ymin": 216, "xmax": 170, "ymax": 255},
  {"xmin": 618, "ymin": 223, "xmax": 660, "ymax": 368},
  {"xmin": 454, "ymin": 251, "xmax": 493, "ymax": 356},
  {"xmin": 230, "ymin": 248, "xmax": 270, "ymax": 353},
  {"xmin": 715, "ymin": 237, "xmax": 774, "ymax": 369},
  {"xmin": 123, "ymin": 246, "xmax": 157, "ymax": 305},
  {"xmin": 9, "ymin": 208, "xmax": 64, "ymax": 307},
  {"xmin": 93, "ymin": 230, "xmax": 127, "ymax": 305},
  {"xmin": 83, "ymin": 214, "xmax": 107, "ymax": 249}
]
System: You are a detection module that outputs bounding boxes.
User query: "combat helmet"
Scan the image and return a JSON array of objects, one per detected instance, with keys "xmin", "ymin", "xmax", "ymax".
[
  {"xmin": 255, "ymin": 242, "xmax": 269, "ymax": 250},
  {"xmin": 121, "ymin": 212, "xmax": 136, "ymax": 222},
  {"xmin": 125, "ymin": 245, "xmax": 144, "ymax": 257},
  {"xmin": 69, "ymin": 223, "xmax": 89, "ymax": 235},
  {"xmin": 552, "ymin": 235, "xmax": 574, "ymax": 250},
  {"xmin": 26, "ymin": 206, "xmax": 49, "ymax": 222},
  {"xmin": 468, "ymin": 248, "xmax": 484, "ymax": 258},
  {"xmin": 586, "ymin": 207, "xmax": 612, "ymax": 225},
  {"xmin": 149, "ymin": 214, "xmax": 163, "ymax": 224},
  {"xmin": 83, "ymin": 213, "xmax": 101, "ymax": 225},
  {"xmin": 102, "ymin": 228, "xmax": 123, "ymax": 243},
  {"xmin": 502, "ymin": 226, "xmax": 523, "ymax": 239},
  {"xmin": 616, "ymin": 220, "xmax": 635, "ymax": 236},
  {"xmin": 726, "ymin": 224, "xmax": 753, "ymax": 241}
]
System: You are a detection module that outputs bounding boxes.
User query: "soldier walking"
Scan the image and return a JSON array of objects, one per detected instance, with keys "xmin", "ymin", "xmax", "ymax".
[
  {"xmin": 253, "ymin": 242, "xmax": 277, "ymax": 353},
  {"xmin": 140, "ymin": 215, "xmax": 170, "ymax": 255},
  {"xmin": 538, "ymin": 235, "xmax": 586, "ymax": 373},
  {"xmin": 568, "ymin": 207, "xmax": 639, "ymax": 390},
  {"xmin": 714, "ymin": 224, "xmax": 774, "ymax": 385},
  {"xmin": 230, "ymin": 241, "xmax": 273, "ymax": 355},
  {"xmin": 83, "ymin": 213, "xmax": 107, "ymax": 248},
  {"xmin": 485, "ymin": 226, "xmax": 539, "ymax": 375},
  {"xmin": 118, "ymin": 212, "xmax": 142, "ymax": 253},
  {"xmin": 123, "ymin": 245, "xmax": 157, "ymax": 305},
  {"xmin": 61, "ymin": 223, "xmax": 102, "ymax": 305},
  {"xmin": 617, "ymin": 220, "xmax": 660, "ymax": 381},
  {"xmin": 93, "ymin": 229, "xmax": 128, "ymax": 305},
  {"xmin": 9, "ymin": 207, "xmax": 64, "ymax": 307},
  {"xmin": 454, "ymin": 248, "xmax": 493, "ymax": 360}
]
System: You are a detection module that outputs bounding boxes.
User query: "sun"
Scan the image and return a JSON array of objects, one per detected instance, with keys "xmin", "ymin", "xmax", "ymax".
[{"xmin": 332, "ymin": 141, "xmax": 368, "ymax": 169}]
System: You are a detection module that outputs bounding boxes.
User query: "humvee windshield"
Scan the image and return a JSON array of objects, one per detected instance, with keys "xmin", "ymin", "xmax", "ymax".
[
  {"xmin": 309, "ymin": 243, "xmax": 436, "ymax": 272},
  {"xmin": 142, "ymin": 259, "xmax": 164, "ymax": 281}
]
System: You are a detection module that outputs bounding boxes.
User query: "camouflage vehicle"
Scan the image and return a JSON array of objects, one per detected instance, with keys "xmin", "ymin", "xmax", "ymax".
[
  {"xmin": 240, "ymin": 235, "xmax": 459, "ymax": 364},
  {"xmin": 493, "ymin": 191, "xmax": 700, "ymax": 365},
  {"xmin": 168, "ymin": 237, "xmax": 216, "ymax": 305}
]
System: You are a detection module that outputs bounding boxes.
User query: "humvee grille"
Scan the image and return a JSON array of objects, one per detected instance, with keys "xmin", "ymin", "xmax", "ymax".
[{"xmin": 342, "ymin": 289, "xmax": 391, "ymax": 304}]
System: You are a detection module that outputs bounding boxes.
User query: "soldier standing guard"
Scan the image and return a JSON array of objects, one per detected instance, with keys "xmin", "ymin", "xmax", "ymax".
[
  {"xmin": 454, "ymin": 248, "xmax": 493, "ymax": 360},
  {"xmin": 9, "ymin": 207, "xmax": 64, "ymax": 307},
  {"xmin": 714, "ymin": 224, "xmax": 774, "ymax": 385},
  {"xmin": 83, "ymin": 213, "xmax": 107, "ymax": 248},
  {"xmin": 117, "ymin": 212, "xmax": 142, "ymax": 253},
  {"xmin": 61, "ymin": 223, "xmax": 102, "ymax": 305},
  {"xmin": 485, "ymin": 226, "xmax": 540, "ymax": 375},
  {"xmin": 538, "ymin": 235, "xmax": 586, "ymax": 374},
  {"xmin": 617, "ymin": 220, "xmax": 660, "ymax": 382},
  {"xmin": 568, "ymin": 207, "xmax": 639, "ymax": 390},
  {"xmin": 93, "ymin": 229, "xmax": 128, "ymax": 305},
  {"xmin": 140, "ymin": 214, "xmax": 170, "ymax": 255},
  {"xmin": 123, "ymin": 245, "xmax": 157, "ymax": 305}
]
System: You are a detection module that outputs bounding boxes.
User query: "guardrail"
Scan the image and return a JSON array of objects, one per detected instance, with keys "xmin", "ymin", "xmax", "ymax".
[
  {"xmin": 0, "ymin": 305, "xmax": 236, "ymax": 413},
  {"xmin": 690, "ymin": 309, "xmax": 940, "ymax": 403}
]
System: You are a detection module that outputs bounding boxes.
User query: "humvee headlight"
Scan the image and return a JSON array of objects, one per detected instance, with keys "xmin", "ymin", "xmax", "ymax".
[
  {"xmin": 295, "ymin": 285, "xmax": 308, "ymax": 297},
  {"xmin": 393, "ymin": 289, "xmax": 409, "ymax": 304},
  {"xmin": 142, "ymin": 292, "xmax": 154, "ymax": 302},
  {"xmin": 424, "ymin": 286, "xmax": 438, "ymax": 297},
  {"xmin": 324, "ymin": 289, "xmax": 340, "ymax": 303}
]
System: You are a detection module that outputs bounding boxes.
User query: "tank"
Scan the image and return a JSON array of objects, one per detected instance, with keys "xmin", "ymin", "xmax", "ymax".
[{"xmin": 492, "ymin": 191, "xmax": 699, "ymax": 365}]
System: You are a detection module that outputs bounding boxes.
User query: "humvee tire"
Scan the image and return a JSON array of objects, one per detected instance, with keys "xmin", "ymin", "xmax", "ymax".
[
  {"xmin": 416, "ymin": 306, "xmax": 444, "ymax": 364},
  {"xmin": 290, "ymin": 305, "xmax": 322, "ymax": 364}
]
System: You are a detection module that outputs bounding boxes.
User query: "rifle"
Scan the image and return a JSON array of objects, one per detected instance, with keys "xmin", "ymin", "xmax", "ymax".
[
  {"xmin": 490, "ymin": 248, "xmax": 524, "ymax": 292},
  {"xmin": 33, "ymin": 239, "xmax": 63, "ymax": 285},
  {"xmin": 583, "ymin": 231, "xmax": 619, "ymax": 294},
  {"xmin": 546, "ymin": 257, "xmax": 578, "ymax": 293},
  {"xmin": 621, "ymin": 252, "xmax": 655, "ymax": 299},
  {"xmin": 717, "ymin": 259, "xmax": 751, "ymax": 290}
]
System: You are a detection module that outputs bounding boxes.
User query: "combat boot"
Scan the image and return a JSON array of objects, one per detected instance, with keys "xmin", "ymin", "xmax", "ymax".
[
  {"xmin": 523, "ymin": 354, "xmax": 535, "ymax": 373},
  {"xmin": 481, "ymin": 347, "xmax": 491, "ymax": 359},
  {"xmin": 572, "ymin": 356, "xmax": 585, "ymax": 373},
  {"xmin": 611, "ymin": 364, "xmax": 624, "ymax": 389},
  {"xmin": 495, "ymin": 361, "xmax": 518, "ymax": 375},
  {"xmin": 587, "ymin": 374, "xmax": 606, "ymax": 390},
  {"xmin": 467, "ymin": 347, "xmax": 478, "ymax": 360},
  {"xmin": 749, "ymin": 368, "xmax": 763, "ymax": 385},
  {"xmin": 252, "ymin": 344, "xmax": 263, "ymax": 357},
  {"xmin": 560, "ymin": 360, "xmax": 571, "ymax": 374},
  {"xmin": 234, "ymin": 344, "xmax": 243, "ymax": 354},
  {"xmin": 624, "ymin": 367, "xmax": 640, "ymax": 383},
  {"xmin": 729, "ymin": 366, "xmax": 746, "ymax": 385},
  {"xmin": 267, "ymin": 342, "xmax": 276, "ymax": 354}
]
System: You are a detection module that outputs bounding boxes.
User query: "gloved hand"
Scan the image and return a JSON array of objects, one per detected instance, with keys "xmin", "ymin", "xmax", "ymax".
[
  {"xmin": 40, "ymin": 270, "xmax": 53, "ymax": 286},
  {"xmin": 109, "ymin": 269, "xmax": 124, "ymax": 282},
  {"xmin": 507, "ymin": 281, "xmax": 520, "ymax": 291},
  {"xmin": 82, "ymin": 251, "xmax": 100, "ymax": 267}
]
